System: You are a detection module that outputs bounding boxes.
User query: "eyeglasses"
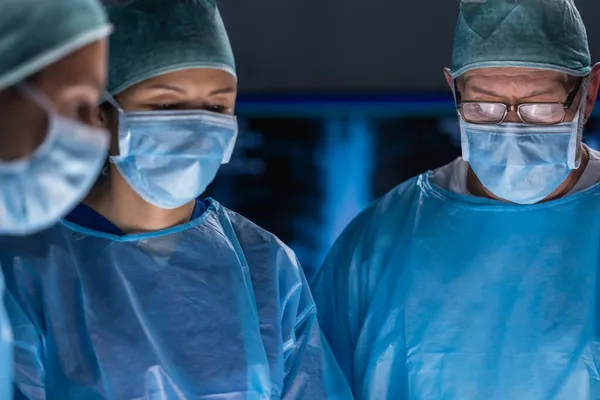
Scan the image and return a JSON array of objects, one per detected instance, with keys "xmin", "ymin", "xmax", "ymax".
[{"xmin": 455, "ymin": 78, "xmax": 583, "ymax": 126}]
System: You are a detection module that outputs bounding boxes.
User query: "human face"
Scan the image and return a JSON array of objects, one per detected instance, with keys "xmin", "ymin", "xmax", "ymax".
[
  {"xmin": 443, "ymin": 65, "xmax": 600, "ymax": 202},
  {"xmin": 0, "ymin": 39, "xmax": 108, "ymax": 161}
]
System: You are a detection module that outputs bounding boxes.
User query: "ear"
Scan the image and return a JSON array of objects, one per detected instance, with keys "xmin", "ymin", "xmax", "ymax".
[
  {"xmin": 584, "ymin": 63, "xmax": 600, "ymax": 120},
  {"xmin": 95, "ymin": 105, "xmax": 106, "ymax": 127},
  {"xmin": 96, "ymin": 104, "xmax": 119, "ymax": 131},
  {"xmin": 444, "ymin": 68, "xmax": 453, "ymax": 90}
]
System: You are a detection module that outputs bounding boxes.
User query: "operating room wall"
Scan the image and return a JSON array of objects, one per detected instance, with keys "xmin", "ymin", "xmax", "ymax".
[
  {"xmin": 219, "ymin": 0, "xmax": 598, "ymax": 93},
  {"xmin": 103, "ymin": 0, "xmax": 600, "ymax": 281},
  {"xmin": 105, "ymin": 0, "xmax": 600, "ymax": 92}
]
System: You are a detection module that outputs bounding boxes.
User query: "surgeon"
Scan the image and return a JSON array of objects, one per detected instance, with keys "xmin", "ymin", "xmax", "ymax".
[
  {"xmin": 0, "ymin": 0, "xmax": 352, "ymax": 399},
  {"xmin": 0, "ymin": 0, "xmax": 111, "ymax": 397},
  {"xmin": 312, "ymin": 0, "xmax": 600, "ymax": 399}
]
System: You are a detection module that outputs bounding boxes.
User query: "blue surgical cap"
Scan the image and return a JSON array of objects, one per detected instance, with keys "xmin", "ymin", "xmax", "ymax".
[
  {"xmin": 106, "ymin": 0, "xmax": 236, "ymax": 95},
  {"xmin": 450, "ymin": 0, "xmax": 591, "ymax": 78},
  {"xmin": 0, "ymin": 0, "xmax": 111, "ymax": 90}
]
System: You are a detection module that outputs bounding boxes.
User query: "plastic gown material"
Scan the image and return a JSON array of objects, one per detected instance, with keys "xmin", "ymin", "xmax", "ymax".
[
  {"xmin": 0, "ymin": 272, "xmax": 12, "ymax": 400},
  {"xmin": 450, "ymin": 0, "xmax": 590, "ymax": 78},
  {"xmin": 1, "ymin": 199, "xmax": 352, "ymax": 399},
  {"xmin": 0, "ymin": 0, "xmax": 111, "ymax": 89},
  {"xmin": 107, "ymin": 0, "xmax": 236, "ymax": 94},
  {"xmin": 312, "ymin": 173, "xmax": 600, "ymax": 399}
]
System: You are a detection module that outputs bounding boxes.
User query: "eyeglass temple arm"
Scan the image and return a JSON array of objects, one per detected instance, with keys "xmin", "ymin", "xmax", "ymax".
[
  {"xmin": 564, "ymin": 77, "xmax": 584, "ymax": 109},
  {"xmin": 453, "ymin": 79, "xmax": 463, "ymax": 106}
]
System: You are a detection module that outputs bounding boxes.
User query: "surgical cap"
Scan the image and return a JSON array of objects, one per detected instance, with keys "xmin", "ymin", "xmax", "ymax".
[
  {"xmin": 106, "ymin": 0, "xmax": 236, "ymax": 95},
  {"xmin": 450, "ymin": 0, "xmax": 591, "ymax": 78},
  {"xmin": 0, "ymin": 0, "xmax": 111, "ymax": 90}
]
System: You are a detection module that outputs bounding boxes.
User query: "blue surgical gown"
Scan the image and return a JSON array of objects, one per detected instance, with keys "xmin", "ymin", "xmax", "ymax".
[
  {"xmin": 0, "ymin": 271, "xmax": 12, "ymax": 399},
  {"xmin": 312, "ymin": 172, "xmax": 600, "ymax": 399},
  {"xmin": 1, "ymin": 198, "xmax": 352, "ymax": 399}
]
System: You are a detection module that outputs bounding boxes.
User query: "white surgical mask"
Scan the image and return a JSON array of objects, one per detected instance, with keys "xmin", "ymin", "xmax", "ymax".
[
  {"xmin": 105, "ymin": 94, "xmax": 238, "ymax": 209},
  {"xmin": 460, "ymin": 111, "xmax": 581, "ymax": 204}
]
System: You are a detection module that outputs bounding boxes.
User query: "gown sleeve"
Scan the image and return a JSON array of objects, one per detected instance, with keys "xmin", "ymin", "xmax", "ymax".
[
  {"xmin": 279, "ymin": 253, "xmax": 353, "ymax": 399},
  {"xmin": 224, "ymin": 209, "xmax": 354, "ymax": 399}
]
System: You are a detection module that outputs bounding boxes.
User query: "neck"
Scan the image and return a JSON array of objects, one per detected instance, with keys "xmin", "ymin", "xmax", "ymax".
[
  {"xmin": 84, "ymin": 165, "xmax": 196, "ymax": 234},
  {"xmin": 467, "ymin": 144, "xmax": 590, "ymax": 203}
]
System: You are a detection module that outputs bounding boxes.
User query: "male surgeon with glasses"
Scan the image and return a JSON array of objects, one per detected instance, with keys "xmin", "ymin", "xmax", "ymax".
[{"xmin": 312, "ymin": 0, "xmax": 600, "ymax": 398}]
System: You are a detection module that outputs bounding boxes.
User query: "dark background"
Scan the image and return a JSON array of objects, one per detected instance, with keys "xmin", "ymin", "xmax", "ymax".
[
  {"xmin": 104, "ymin": 0, "xmax": 600, "ymax": 281},
  {"xmin": 221, "ymin": 0, "xmax": 598, "ymax": 93}
]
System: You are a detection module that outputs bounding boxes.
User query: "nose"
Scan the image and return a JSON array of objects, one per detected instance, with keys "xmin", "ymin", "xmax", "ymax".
[{"xmin": 504, "ymin": 110, "xmax": 521, "ymax": 123}]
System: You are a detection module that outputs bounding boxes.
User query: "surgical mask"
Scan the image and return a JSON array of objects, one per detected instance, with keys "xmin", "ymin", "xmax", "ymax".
[
  {"xmin": 106, "ymin": 95, "xmax": 238, "ymax": 209},
  {"xmin": 460, "ymin": 112, "xmax": 581, "ymax": 204},
  {"xmin": 0, "ymin": 84, "xmax": 110, "ymax": 235}
]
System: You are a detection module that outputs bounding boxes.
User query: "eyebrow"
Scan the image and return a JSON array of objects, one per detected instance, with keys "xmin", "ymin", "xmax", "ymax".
[
  {"xmin": 144, "ymin": 83, "xmax": 187, "ymax": 94},
  {"xmin": 208, "ymin": 86, "xmax": 236, "ymax": 96}
]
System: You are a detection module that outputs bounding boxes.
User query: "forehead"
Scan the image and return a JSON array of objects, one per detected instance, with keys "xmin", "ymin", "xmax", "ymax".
[
  {"xmin": 34, "ymin": 40, "xmax": 107, "ymax": 91},
  {"xmin": 459, "ymin": 67, "xmax": 572, "ymax": 95},
  {"xmin": 128, "ymin": 68, "xmax": 237, "ymax": 93}
]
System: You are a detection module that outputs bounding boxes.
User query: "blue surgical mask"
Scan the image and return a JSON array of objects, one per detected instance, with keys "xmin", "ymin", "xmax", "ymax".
[
  {"xmin": 106, "ymin": 96, "xmax": 238, "ymax": 209},
  {"xmin": 460, "ymin": 112, "xmax": 581, "ymax": 204},
  {"xmin": 0, "ymin": 84, "xmax": 110, "ymax": 235}
]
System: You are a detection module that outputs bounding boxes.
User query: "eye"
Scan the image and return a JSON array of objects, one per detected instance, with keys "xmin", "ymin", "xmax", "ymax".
[
  {"xmin": 73, "ymin": 102, "xmax": 96, "ymax": 125},
  {"xmin": 156, "ymin": 104, "xmax": 178, "ymax": 110},
  {"xmin": 461, "ymin": 102, "xmax": 505, "ymax": 124},
  {"xmin": 205, "ymin": 104, "xmax": 229, "ymax": 114}
]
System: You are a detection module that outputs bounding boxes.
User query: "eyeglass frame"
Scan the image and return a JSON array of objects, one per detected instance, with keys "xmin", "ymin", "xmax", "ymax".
[{"xmin": 454, "ymin": 77, "xmax": 584, "ymax": 126}]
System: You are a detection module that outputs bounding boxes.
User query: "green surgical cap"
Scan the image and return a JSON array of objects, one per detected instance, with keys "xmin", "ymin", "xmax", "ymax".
[
  {"xmin": 107, "ymin": 0, "xmax": 236, "ymax": 95},
  {"xmin": 450, "ymin": 0, "xmax": 591, "ymax": 78},
  {"xmin": 0, "ymin": 0, "xmax": 111, "ymax": 90}
]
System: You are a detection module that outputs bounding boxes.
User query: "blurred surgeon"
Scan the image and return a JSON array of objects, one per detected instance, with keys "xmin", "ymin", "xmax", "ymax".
[
  {"xmin": 312, "ymin": 0, "xmax": 600, "ymax": 399},
  {"xmin": 0, "ymin": 0, "xmax": 111, "ymax": 397},
  {"xmin": 0, "ymin": 0, "xmax": 111, "ymax": 235},
  {"xmin": 0, "ymin": 0, "xmax": 352, "ymax": 399}
]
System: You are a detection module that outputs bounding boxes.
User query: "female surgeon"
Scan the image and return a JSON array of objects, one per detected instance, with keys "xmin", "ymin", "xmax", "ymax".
[
  {"xmin": 0, "ymin": 0, "xmax": 111, "ymax": 397},
  {"xmin": 0, "ymin": 0, "xmax": 353, "ymax": 399}
]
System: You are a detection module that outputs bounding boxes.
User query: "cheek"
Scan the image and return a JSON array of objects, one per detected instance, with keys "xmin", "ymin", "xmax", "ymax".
[
  {"xmin": 0, "ymin": 92, "xmax": 48, "ymax": 160},
  {"xmin": 110, "ymin": 136, "xmax": 120, "ymax": 155},
  {"xmin": 108, "ymin": 121, "xmax": 120, "ymax": 156},
  {"xmin": 99, "ymin": 109, "xmax": 121, "ymax": 155}
]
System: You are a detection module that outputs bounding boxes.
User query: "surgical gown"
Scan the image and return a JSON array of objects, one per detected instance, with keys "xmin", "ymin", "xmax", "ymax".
[
  {"xmin": 0, "ymin": 199, "xmax": 352, "ymax": 399},
  {"xmin": 0, "ymin": 272, "xmax": 12, "ymax": 399},
  {"xmin": 312, "ymin": 172, "xmax": 600, "ymax": 399}
]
